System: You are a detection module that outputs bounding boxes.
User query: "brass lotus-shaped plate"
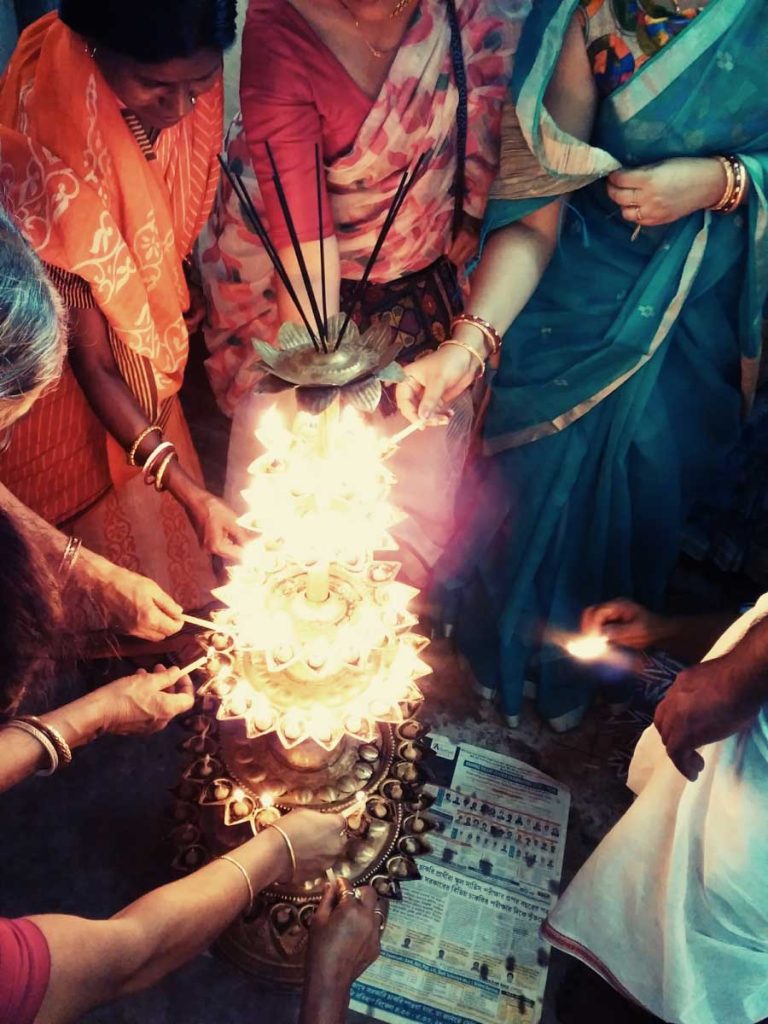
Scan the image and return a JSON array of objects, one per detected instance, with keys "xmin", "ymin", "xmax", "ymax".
[{"xmin": 252, "ymin": 313, "xmax": 405, "ymax": 414}]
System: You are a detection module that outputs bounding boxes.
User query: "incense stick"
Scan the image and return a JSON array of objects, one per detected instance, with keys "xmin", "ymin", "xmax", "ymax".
[
  {"xmin": 265, "ymin": 142, "xmax": 328, "ymax": 351},
  {"xmin": 315, "ymin": 144, "xmax": 329, "ymax": 345},
  {"xmin": 336, "ymin": 153, "xmax": 427, "ymax": 350},
  {"xmin": 218, "ymin": 156, "xmax": 321, "ymax": 354},
  {"xmin": 225, "ymin": 159, "xmax": 322, "ymax": 354}
]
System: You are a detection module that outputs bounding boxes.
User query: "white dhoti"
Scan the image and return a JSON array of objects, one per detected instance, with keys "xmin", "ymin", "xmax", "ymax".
[{"xmin": 544, "ymin": 595, "xmax": 768, "ymax": 1024}]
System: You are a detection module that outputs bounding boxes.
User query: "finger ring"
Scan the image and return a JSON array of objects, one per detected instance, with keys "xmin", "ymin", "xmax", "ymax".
[
  {"xmin": 339, "ymin": 887, "xmax": 362, "ymax": 904},
  {"xmin": 373, "ymin": 908, "xmax": 386, "ymax": 932}
]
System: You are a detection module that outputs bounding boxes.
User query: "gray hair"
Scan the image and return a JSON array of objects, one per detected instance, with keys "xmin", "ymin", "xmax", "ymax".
[{"xmin": 0, "ymin": 202, "xmax": 64, "ymax": 401}]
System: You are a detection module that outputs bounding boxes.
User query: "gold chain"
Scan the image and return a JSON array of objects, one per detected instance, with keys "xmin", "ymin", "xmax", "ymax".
[{"xmin": 337, "ymin": 0, "xmax": 416, "ymax": 59}]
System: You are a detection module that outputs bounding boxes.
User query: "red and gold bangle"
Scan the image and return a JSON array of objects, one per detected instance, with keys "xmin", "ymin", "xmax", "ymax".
[
  {"xmin": 153, "ymin": 451, "xmax": 178, "ymax": 492},
  {"xmin": 143, "ymin": 441, "xmax": 176, "ymax": 484},
  {"xmin": 451, "ymin": 314, "xmax": 503, "ymax": 357},
  {"xmin": 710, "ymin": 155, "xmax": 747, "ymax": 213}
]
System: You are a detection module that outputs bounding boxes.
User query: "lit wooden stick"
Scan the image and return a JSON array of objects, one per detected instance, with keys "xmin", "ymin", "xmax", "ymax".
[
  {"xmin": 177, "ymin": 653, "xmax": 211, "ymax": 676},
  {"xmin": 182, "ymin": 614, "xmax": 237, "ymax": 636},
  {"xmin": 384, "ymin": 421, "xmax": 425, "ymax": 451}
]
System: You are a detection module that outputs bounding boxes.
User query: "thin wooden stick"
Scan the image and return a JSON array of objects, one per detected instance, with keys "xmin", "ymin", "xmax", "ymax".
[
  {"xmin": 265, "ymin": 142, "xmax": 328, "ymax": 351},
  {"xmin": 178, "ymin": 654, "xmax": 211, "ymax": 675},
  {"xmin": 181, "ymin": 614, "xmax": 237, "ymax": 636},
  {"xmin": 335, "ymin": 153, "xmax": 427, "ymax": 351},
  {"xmin": 218, "ymin": 156, "xmax": 321, "ymax": 353},
  {"xmin": 384, "ymin": 420, "xmax": 427, "ymax": 450}
]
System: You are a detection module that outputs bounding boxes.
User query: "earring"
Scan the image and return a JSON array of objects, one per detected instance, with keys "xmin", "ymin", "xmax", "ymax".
[
  {"xmin": 84, "ymin": 42, "xmax": 97, "ymax": 59},
  {"xmin": 189, "ymin": 93, "xmax": 198, "ymax": 106}
]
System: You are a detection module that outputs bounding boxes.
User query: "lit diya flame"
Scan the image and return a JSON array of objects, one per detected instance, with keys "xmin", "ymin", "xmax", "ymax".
[{"xmin": 199, "ymin": 402, "xmax": 430, "ymax": 751}]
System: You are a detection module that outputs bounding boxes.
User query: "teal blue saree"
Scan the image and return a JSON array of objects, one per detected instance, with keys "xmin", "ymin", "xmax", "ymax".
[{"xmin": 446, "ymin": 0, "xmax": 768, "ymax": 729}]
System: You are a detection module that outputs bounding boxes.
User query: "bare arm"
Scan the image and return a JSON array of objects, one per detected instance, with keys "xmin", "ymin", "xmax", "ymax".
[
  {"xmin": 32, "ymin": 830, "xmax": 291, "ymax": 1024},
  {"xmin": 0, "ymin": 667, "xmax": 192, "ymax": 792},
  {"xmin": 67, "ymin": 307, "xmax": 247, "ymax": 559},
  {"xmin": 31, "ymin": 809, "xmax": 346, "ymax": 1024},
  {"xmin": 275, "ymin": 237, "xmax": 341, "ymax": 330},
  {"xmin": 0, "ymin": 481, "xmax": 182, "ymax": 639},
  {"xmin": 397, "ymin": 14, "xmax": 597, "ymax": 421}
]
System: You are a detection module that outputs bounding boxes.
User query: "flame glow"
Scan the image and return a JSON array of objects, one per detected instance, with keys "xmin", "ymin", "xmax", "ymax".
[{"xmin": 200, "ymin": 403, "xmax": 430, "ymax": 750}]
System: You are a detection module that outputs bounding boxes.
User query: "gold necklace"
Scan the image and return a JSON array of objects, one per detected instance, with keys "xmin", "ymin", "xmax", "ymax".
[{"xmin": 338, "ymin": 0, "xmax": 415, "ymax": 59}]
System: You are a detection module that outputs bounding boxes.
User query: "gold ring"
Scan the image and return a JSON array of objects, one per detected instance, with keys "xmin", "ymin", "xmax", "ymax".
[{"xmin": 339, "ymin": 888, "xmax": 362, "ymax": 904}]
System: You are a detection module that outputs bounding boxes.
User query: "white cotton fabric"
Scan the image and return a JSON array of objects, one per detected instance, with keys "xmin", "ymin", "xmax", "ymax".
[{"xmin": 546, "ymin": 593, "xmax": 768, "ymax": 1024}]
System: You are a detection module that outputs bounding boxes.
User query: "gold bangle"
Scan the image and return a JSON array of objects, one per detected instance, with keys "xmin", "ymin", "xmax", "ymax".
[
  {"xmin": 709, "ymin": 156, "xmax": 735, "ymax": 211},
  {"xmin": 17, "ymin": 715, "xmax": 73, "ymax": 767},
  {"xmin": 438, "ymin": 339, "xmax": 485, "ymax": 377},
  {"xmin": 452, "ymin": 314, "xmax": 502, "ymax": 356},
  {"xmin": 154, "ymin": 451, "xmax": 178, "ymax": 492},
  {"xmin": 267, "ymin": 823, "xmax": 297, "ymax": 881},
  {"xmin": 127, "ymin": 425, "xmax": 161, "ymax": 467},
  {"xmin": 219, "ymin": 855, "xmax": 255, "ymax": 914}
]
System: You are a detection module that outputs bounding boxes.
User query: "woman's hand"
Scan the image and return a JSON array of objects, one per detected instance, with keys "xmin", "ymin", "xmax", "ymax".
[
  {"xmin": 183, "ymin": 489, "xmax": 251, "ymax": 561},
  {"xmin": 581, "ymin": 598, "xmax": 666, "ymax": 650},
  {"xmin": 274, "ymin": 809, "xmax": 348, "ymax": 882},
  {"xmin": 607, "ymin": 157, "xmax": 729, "ymax": 228},
  {"xmin": 95, "ymin": 665, "xmax": 194, "ymax": 736},
  {"xmin": 300, "ymin": 880, "xmax": 383, "ymax": 1023},
  {"xmin": 396, "ymin": 346, "xmax": 476, "ymax": 423},
  {"xmin": 82, "ymin": 559, "xmax": 184, "ymax": 641}
]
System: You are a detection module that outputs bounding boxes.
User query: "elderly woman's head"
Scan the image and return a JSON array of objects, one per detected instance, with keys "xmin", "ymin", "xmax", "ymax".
[
  {"xmin": 0, "ymin": 204, "xmax": 64, "ymax": 441},
  {"xmin": 59, "ymin": 0, "xmax": 238, "ymax": 130}
]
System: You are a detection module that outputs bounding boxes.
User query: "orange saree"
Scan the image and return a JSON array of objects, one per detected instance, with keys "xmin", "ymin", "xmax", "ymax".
[{"xmin": 0, "ymin": 13, "xmax": 223, "ymax": 606}]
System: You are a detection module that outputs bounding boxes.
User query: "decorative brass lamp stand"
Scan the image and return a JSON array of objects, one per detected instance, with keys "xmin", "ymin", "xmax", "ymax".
[{"xmin": 171, "ymin": 324, "xmax": 436, "ymax": 980}]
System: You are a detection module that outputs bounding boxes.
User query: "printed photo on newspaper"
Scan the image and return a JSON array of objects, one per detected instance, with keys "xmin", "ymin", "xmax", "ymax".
[{"xmin": 351, "ymin": 741, "xmax": 570, "ymax": 1024}]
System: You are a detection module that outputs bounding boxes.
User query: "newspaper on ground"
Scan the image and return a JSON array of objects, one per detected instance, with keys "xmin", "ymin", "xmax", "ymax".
[{"xmin": 351, "ymin": 740, "xmax": 570, "ymax": 1024}]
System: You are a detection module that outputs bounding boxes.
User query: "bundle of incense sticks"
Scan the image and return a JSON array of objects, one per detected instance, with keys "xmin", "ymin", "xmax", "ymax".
[{"xmin": 218, "ymin": 146, "xmax": 428, "ymax": 354}]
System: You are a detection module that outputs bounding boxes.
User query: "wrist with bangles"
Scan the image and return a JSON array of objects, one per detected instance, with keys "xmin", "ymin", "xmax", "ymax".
[
  {"xmin": 709, "ymin": 154, "xmax": 748, "ymax": 213},
  {"xmin": 0, "ymin": 715, "xmax": 74, "ymax": 776},
  {"xmin": 126, "ymin": 425, "xmax": 179, "ymax": 493},
  {"xmin": 439, "ymin": 313, "xmax": 503, "ymax": 376}
]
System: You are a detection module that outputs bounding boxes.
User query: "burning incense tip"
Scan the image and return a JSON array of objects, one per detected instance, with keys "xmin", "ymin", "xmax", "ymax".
[{"xmin": 565, "ymin": 634, "xmax": 610, "ymax": 662}]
